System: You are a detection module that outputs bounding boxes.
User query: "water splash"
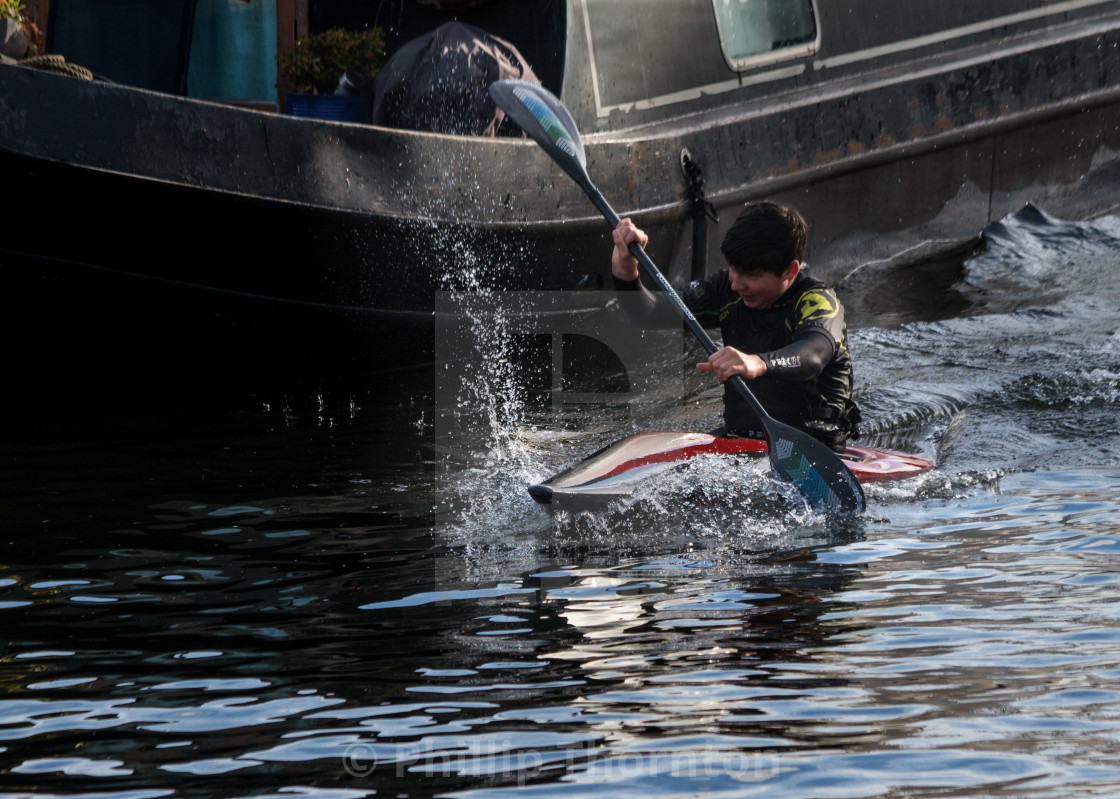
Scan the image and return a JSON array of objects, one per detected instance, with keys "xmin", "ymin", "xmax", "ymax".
[{"xmin": 428, "ymin": 225, "xmax": 558, "ymax": 574}]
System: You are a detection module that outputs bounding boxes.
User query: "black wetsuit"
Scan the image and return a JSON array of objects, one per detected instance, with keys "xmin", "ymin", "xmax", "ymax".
[{"xmin": 614, "ymin": 270, "xmax": 860, "ymax": 448}]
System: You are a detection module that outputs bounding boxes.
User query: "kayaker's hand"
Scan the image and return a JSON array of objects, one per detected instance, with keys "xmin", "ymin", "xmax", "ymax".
[
  {"xmin": 611, "ymin": 218, "xmax": 647, "ymax": 282},
  {"xmin": 698, "ymin": 346, "xmax": 767, "ymax": 381}
]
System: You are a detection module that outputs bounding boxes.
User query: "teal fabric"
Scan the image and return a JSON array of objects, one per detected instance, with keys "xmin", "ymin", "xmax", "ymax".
[{"xmin": 188, "ymin": 0, "xmax": 277, "ymax": 100}]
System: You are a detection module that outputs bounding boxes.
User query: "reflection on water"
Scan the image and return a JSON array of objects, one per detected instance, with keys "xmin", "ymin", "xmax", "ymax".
[{"xmin": 3, "ymin": 206, "xmax": 1120, "ymax": 798}]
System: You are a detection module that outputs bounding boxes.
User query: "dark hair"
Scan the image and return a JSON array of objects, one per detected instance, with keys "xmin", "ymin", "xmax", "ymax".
[{"xmin": 719, "ymin": 201, "xmax": 808, "ymax": 275}]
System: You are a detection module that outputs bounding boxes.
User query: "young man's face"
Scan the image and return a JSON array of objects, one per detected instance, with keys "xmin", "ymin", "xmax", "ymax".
[{"xmin": 729, "ymin": 261, "xmax": 799, "ymax": 309}]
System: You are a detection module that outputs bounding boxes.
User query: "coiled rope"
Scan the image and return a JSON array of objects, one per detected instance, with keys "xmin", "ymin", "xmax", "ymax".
[{"xmin": 16, "ymin": 53, "xmax": 94, "ymax": 80}]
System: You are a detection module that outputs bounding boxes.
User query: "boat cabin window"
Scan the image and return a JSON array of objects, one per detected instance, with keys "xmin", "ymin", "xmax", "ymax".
[{"xmin": 712, "ymin": 0, "xmax": 818, "ymax": 71}]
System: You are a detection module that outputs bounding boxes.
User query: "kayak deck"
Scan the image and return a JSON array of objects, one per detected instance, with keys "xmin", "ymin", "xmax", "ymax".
[{"xmin": 528, "ymin": 431, "xmax": 934, "ymax": 510}]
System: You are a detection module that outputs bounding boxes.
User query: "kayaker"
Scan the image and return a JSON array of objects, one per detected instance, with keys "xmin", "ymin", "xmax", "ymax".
[{"xmin": 610, "ymin": 200, "xmax": 861, "ymax": 451}]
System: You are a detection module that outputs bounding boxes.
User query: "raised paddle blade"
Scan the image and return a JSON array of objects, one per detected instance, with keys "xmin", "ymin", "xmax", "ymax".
[
  {"xmin": 764, "ymin": 419, "xmax": 865, "ymax": 514},
  {"xmin": 488, "ymin": 79, "xmax": 589, "ymax": 186}
]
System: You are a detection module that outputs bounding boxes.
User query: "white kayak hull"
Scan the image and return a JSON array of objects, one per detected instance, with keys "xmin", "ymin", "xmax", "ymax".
[{"xmin": 529, "ymin": 431, "xmax": 934, "ymax": 511}]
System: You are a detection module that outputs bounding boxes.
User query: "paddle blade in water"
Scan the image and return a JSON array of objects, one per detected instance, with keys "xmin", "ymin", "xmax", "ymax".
[
  {"xmin": 489, "ymin": 79, "xmax": 588, "ymax": 183},
  {"xmin": 768, "ymin": 425, "xmax": 865, "ymax": 514}
]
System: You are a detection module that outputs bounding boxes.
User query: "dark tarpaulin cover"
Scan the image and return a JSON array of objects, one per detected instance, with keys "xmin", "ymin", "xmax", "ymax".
[{"xmin": 372, "ymin": 21, "xmax": 540, "ymax": 136}]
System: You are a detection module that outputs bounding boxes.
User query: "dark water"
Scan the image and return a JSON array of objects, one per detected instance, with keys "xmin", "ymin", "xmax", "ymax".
[{"xmin": 4, "ymin": 205, "xmax": 1120, "ymax": 798}]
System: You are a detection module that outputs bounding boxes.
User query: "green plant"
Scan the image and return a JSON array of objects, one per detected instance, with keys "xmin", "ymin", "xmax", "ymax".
[
  {"xmin": 1, "ymin": 0, "xmax": 26, "ymax": 23},
  {"xmin": 277, "ymin": 27, "xmax": 385, "ymax": 94},
  {"xmin": 1, "ymin": 0, "xmax": 40, "ymax": 57}
]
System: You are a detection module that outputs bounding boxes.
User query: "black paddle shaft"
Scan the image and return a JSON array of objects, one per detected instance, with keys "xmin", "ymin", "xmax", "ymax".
[{"xmin": 585, "ymin": 186, "xmax": 774, "ymax": 425}]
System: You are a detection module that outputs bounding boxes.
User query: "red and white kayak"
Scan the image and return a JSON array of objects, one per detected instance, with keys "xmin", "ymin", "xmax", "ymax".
[{"xmin": 528, "ymin": 431, "xmax": 934, "ymax": 511}]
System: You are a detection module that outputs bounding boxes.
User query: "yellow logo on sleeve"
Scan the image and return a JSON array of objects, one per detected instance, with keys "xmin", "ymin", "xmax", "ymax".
[{"xmin": 796, "ymin": 290, "xmax": 839, "ymax": 322}]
